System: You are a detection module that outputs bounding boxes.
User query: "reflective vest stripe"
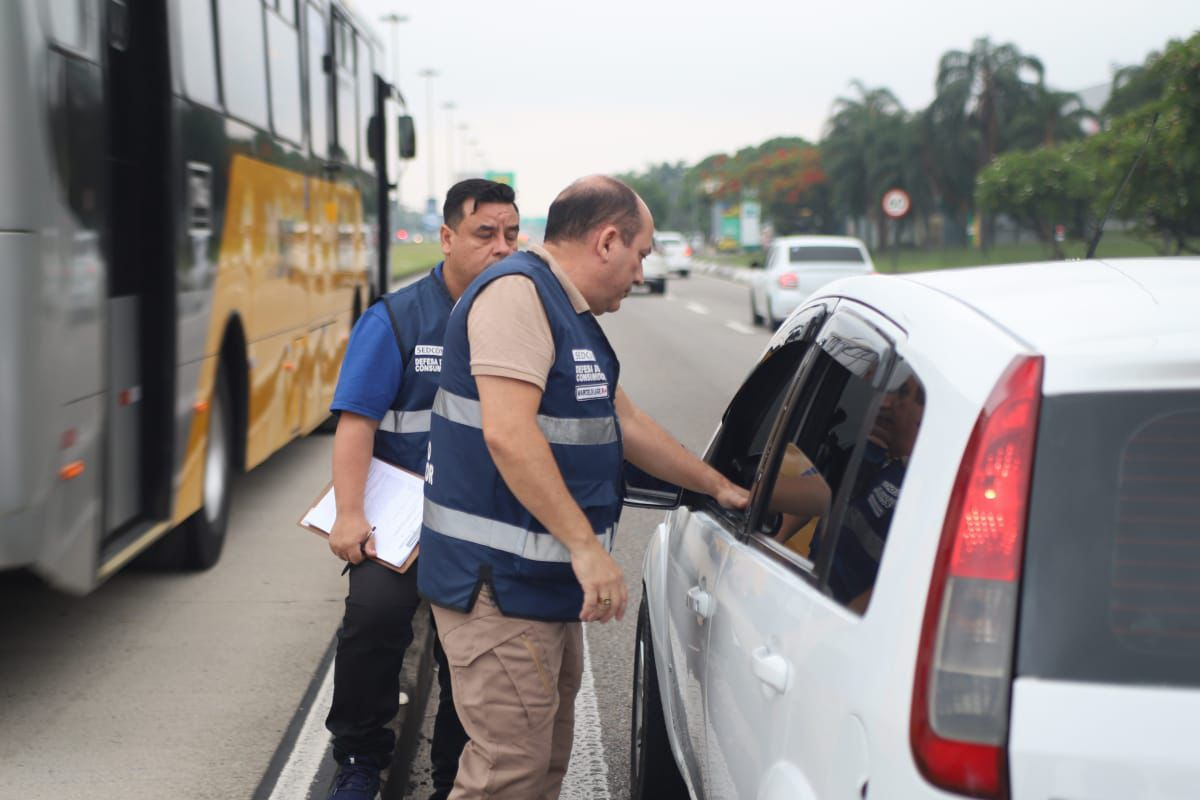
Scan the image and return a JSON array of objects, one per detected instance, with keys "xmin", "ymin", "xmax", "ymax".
[
  {"xmin": 423, "ymin": 498, "xmax": 613, "ymax": 563},
  {"xmin": 433, "ymin": 388, "xmax": 618, "ymax": 446},
  {"xmin": 378, "ymin": 409, "xmax": 432, "ymax": 434}
]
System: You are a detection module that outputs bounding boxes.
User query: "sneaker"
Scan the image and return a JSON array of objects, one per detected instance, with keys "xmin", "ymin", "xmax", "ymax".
[{"xmin": 327, "ymin": 758, "xmax": 381, "ymax": 800}]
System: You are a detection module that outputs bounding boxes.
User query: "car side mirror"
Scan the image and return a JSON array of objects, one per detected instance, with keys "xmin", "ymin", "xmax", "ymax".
[
  {"xmin": 397, "ymin": 114, "xmax": 416, "ymax": 160},
  {"xmin": 622, "ymin": 462, "xmax": 682, "ymax": 509}
]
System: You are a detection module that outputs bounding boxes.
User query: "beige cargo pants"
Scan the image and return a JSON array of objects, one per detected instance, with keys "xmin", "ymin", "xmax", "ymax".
[{"xmin": 431, "ymin": 586, "xmax": 583, "ymax": 799}]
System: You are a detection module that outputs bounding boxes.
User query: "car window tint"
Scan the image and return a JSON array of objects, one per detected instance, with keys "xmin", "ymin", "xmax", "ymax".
[
  {"xmin": 788, "ymin": 246, "xmax": 864, "ymax": 264},
  {"xmin": 761, "ymin": 313, "xmax": 921, "ymax": 612},
  {"xmin": 704, "ymin": 306, "xmax": 828, "ymax": 516},
  {"xmin": 1019, "ymin": 394, "xmax": 1200, "ymax": 689}
]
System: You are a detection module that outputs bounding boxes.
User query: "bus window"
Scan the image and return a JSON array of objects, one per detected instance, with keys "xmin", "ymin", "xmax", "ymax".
[
  {"xmin": 270, "ymin": 0, "xmax": 297, "ymax": 26},
  {"xmin": 265, "ymin": 5, "xmax": 302, "ymax": 143},
  {"xmin": 216, "ymin": 0, "xmax": 268, "ymax": 129},
  {"xmin": 333, "ymin": 14, "xmax": 357, "ymax": 164},
  {"xmin": 45, "ymin": 0, "xmax": 87, "ymax": 52},
  {"xmin": 356, "ymin": 33, "xmax": 373, "ymax": 168},
  {"xmin": 305, "ymin": 3, "xmax": 329, "ymax": 158},
  {"xmin": 175, "ymin": 0, "xmax": 219, "ymax": 107}
]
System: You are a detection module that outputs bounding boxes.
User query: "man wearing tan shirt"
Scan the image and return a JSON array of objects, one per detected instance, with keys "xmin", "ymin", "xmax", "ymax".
[{"xmin": 418, "ymin": 175, "xmax": 748, "ymax": 798}]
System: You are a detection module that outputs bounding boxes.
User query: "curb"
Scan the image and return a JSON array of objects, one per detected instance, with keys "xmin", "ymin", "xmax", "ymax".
[
  {"xmin": 382, "ymin": 603, "xmax": 437, "ymax": 799},
  {"xmin": 689, "ymin": 259, "xmax": 756, "ymax": 286}
]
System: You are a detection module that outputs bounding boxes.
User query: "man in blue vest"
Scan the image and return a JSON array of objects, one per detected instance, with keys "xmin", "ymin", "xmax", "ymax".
[
  {"xmin": 419, "ymin": 175, "xmax": 749, "ymax": 798},
  {"xmin": 323, "ymin": 179, "xmax": 520, "ymax": 800}
]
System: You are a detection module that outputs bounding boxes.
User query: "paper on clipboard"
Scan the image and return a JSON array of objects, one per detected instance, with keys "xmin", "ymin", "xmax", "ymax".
[{"xmin": 300, "ymin": 458, "xmax": 424, "ymax": 572}]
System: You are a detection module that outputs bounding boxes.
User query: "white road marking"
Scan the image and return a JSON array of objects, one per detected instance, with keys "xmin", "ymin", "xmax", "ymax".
[
  {"xmin": 724, "ymin": 321, "xmax": 757, "ymax": 335},
  {"xmin": 685, "ymin": 302, "xmax": 710, "ymax": 315},
  {"xmin": 560, "ymin": 629, "xmax": 612, "ymax": 799},
  {"xmin": 267, "ymin": 660, "xmax": 336, "ymax": 800}
]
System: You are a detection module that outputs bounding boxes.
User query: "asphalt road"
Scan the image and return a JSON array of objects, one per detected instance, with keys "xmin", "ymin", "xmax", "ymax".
[
  {"xmin": 401, "ymin": 270, "xmax": 773, "ymax": 799},
  {"xmin": 0, "ymin": 266, "xmax": 771, "ymax": 800},
  {"xmin": 0, "ymin": 434, "xmax": 348, "ymax": 799}
]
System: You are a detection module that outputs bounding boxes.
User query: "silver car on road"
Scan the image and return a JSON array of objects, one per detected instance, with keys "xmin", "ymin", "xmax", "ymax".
[{"xmin": 749, "ymin": 235, "xmax": 874, "ymax": 327}]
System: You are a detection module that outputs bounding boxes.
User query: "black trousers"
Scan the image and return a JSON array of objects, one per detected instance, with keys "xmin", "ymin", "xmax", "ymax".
[{"xmin": 326, "ymin": 559, "xmax": 468, "ymax": 798}]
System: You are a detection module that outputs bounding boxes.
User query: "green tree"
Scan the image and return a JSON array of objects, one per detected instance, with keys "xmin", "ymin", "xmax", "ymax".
[
  {"xmin": 1096, "ymin": 33, "xmax": 1200, "ymax": 253},
  {"xmin": 822, "ymin": 81, "xmax": 908, "ymax": 249},
  {"xmin": 1103, "ymin": 54, "xmax": 1167, "ymax": 120},
  {"xmin": 932, "ymin": 37, "xmax": 1045, "ymax": 247},
  {"xmin": 976, "ymin": 143, "xmax": 1097, "ymax": 259},
  {"xmin": 1006, "ymin": 86, "xmax": 1095, "ymax": 150}
]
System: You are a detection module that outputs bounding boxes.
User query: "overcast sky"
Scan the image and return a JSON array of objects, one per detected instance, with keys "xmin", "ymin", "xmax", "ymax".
[{"xmin": 353, "ymin": 0, "xmax": 1198, "ymax": 218}]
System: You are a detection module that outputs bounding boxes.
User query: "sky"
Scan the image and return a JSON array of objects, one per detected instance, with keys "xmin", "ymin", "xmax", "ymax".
[{"xmin": 351, "ymin": 0, "xmax": 1199, "ymax": 218}]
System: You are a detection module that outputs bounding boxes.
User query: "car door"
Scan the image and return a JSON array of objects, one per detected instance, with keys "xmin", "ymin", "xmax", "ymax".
[
  {"xmin": 661, "ymin": 303, "xmax": 829, "ymax": 794},
  {"xmin": 706, "ymin": 305, "xmax": 925, "ymax": 799}
]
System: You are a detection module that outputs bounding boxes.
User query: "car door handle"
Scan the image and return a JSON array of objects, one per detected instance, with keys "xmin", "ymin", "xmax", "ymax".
[
  {"xmin": 751, "ymin": 646, "xmax": 790, "ymax": 695},
  {"xmin": 686, "ymin": 586, "xmax": 713, "ymax": 619}
]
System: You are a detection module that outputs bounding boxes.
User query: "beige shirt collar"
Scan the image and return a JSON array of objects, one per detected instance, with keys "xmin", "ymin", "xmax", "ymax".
[{"xmin": 526, "ymin": 243, "xmax": 591, "ymax": 314}]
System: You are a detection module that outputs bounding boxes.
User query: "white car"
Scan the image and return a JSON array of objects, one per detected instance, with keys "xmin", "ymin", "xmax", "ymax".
[
  {"xmin": 639, "ymin": 251, "xmax": 668, "ymax": 294},
  {"xmin": 628, "ymin": 257, "xmax": 1200, "ymax": 800},
  {"xmin": 654, "ymin": 231, "xmax": 693, "ymax": 277},
  {"xmin": 749, "ymin": 235, "xmax": 874, "ymax": 327}
]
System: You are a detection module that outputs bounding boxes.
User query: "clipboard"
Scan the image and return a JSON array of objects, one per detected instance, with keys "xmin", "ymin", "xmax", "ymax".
[{"xmin": 298, "ymin": 458, "xmax": 424, "ymax": 574}]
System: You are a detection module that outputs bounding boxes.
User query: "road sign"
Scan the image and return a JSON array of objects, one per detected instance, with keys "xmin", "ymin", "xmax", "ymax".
[{"xmin": 882, "ymin": 188, "xmax": 911, "ymax": 219}]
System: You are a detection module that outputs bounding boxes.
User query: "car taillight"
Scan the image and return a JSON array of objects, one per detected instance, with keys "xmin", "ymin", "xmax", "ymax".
[
  {"xmin": 684, "ymin": 245, "xmax": 692, "ymax": 257},
  {"xmin": 777, "ymin": 272, "xmax": 798, "ymax": 289},
  {"xmin": 911, "ymin": 355, "xmax": 1043, "ymax": 799}
]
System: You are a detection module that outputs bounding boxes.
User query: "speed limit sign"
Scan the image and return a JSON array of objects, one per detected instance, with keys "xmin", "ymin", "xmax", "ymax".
[{"xmin": 882, "ymin": 188, "xmax": 911, "ymax": 219}]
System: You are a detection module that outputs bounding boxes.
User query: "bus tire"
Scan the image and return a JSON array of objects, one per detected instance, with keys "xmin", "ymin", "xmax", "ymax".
[
  {"xmin": 138, "ymin": 362, "xmax": 234, "ymax": 571},
  {"xmin": 181, "ymin": 361, "xmax": 235, "ymax": 569}
]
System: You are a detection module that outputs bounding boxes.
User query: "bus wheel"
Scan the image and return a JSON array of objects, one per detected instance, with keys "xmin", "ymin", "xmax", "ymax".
[
  {"xmin": 182, "ymin": 362, "xmax": 235, "ymax": 569},
  {"xmin": 187, "ymin": 362, "xmax": 234, "ymax": 568},
  {"xmin": 138, "ymin": 363, "xmax": 234, "ymax": 571}
]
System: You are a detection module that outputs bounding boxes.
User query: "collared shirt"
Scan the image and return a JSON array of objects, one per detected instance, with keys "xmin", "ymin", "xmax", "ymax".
[
  {"xmin": 467, "ymin": 245, "xmax": 588, "ymax": 390},
  {"xmin": 332, "ymin": 263, "xmax": 447, "ymax": 419}
]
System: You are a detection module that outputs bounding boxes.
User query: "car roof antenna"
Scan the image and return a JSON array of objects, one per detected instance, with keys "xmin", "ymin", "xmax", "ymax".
[{"xmin": 1086, "ymin": 112, "xmax": 1159, "ymax": 260}]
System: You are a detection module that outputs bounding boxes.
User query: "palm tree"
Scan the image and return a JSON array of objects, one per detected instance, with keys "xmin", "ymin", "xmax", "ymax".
[
  {"xmin": 822, "ymin": 81, "xmax": 908, "ymax": 250},
  {"xmin": 1006, "ymin": 86, "xmax": 1096, "ymax": 150},
  {"xmin": 933, "ymin": 38, "xmax": 1045, "ymax": 246}
]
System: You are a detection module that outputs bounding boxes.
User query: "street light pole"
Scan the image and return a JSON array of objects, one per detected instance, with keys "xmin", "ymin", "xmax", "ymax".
[
  {"xmin": 417, "ymin": 68, "xmax": 438, "ymax": 208},
  {"xmin": 378, "ymin": 12, "xmax": 408, "ymax": 84},
  {"xmin": 378, "ymin": 13, "xmax": 408, "ymax": 217},
  {"xmin": 458, "ymin": 123, "xmax": 470, "ymax": 178},
  {"xmin": 442, "ymin": 101, "xmax": 456, "ymax": 186}
]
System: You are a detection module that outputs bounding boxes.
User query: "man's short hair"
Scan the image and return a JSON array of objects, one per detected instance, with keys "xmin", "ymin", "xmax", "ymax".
[
  {"xmin": 443, "ymin": 179, "xmax": 518, "ymax": 230},
  {"xmin": 544, "ymin": 176, "xmax": 643, "ymax": 246}
]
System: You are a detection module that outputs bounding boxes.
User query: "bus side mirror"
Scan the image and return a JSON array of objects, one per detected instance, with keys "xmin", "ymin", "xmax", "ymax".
[{"xmin": 397, "ymin": 115, "xmax": 416, "ymax": 160}]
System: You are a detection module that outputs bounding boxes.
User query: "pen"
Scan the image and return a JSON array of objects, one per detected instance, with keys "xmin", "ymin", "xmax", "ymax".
[{"xmin": 341, "ymin": 527, "xmax": 377, "ymax": 575}]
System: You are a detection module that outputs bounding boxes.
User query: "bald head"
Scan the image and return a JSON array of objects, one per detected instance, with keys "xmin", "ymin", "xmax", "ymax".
[{"xmin": 544, "ymin": 175, "xmax": 647, "ymax": 246}]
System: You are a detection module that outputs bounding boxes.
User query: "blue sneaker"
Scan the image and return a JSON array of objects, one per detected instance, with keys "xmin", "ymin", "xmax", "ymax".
[{"xmin": 327, "ymin": 757, "xmax": 381, "ymax": 800}]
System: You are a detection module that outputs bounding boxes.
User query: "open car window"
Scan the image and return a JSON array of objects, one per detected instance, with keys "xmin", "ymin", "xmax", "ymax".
[
  {"xmin": 701, "ymin": 304, "xmax": 829, "ymax": 522},
  {"xmin": 744, "ymin": 309, "xmax": 926, "ymax": 613}
]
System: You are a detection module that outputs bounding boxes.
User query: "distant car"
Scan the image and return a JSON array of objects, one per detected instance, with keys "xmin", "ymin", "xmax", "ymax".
[
  {"xmin": 627, "ymin": 257, "xmax": 1200, "ymax": 800},
  {"xmin": 654, "ymin": 231, "xmax": 693, "ymax": 277},
  {"xmin": 749, "ymin": 235, "xmax": 874, "ymax": 327},
  {"xmin": 639, "ymin": 251, "xmax": 668, "ymax": 294}
]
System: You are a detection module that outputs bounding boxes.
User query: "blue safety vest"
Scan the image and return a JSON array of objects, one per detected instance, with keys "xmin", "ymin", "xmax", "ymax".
[
  {"xmin": 418, "ymin": 251, "xmax": 624, "ymax": 621},
  {"xmin": 373, "ymin": 266, "xmax": 453, "ymax": 473}
]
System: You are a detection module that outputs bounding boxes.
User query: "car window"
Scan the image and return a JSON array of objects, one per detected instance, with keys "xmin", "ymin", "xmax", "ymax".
[
  {"xmin": 788, "ymin": 246, "xmax": 865, "ymax": 264},
  {"xmin": 763, "ymin": 245, "xmax": 778, "ymax": 270},
  {"xmin": 1019, "ymin": 393, "xmax": 1200, "ymax": 689},
  {"xmin": 703, "ymin": 305, "xmax": 829, "ymax": 521},
  {"xmin": 751, "ymin": 311, "xmax": 924, "ymax": 613}
]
